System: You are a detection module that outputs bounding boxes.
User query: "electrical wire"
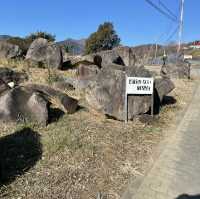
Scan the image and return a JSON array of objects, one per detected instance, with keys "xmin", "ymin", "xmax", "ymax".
[
  {"xmin": 158, "ymin": 0, "xmax": 178, "ymax": 21},
  {"xmin": 145, "ymin": 0, "xmax": 178, "ymax": 22},
  {"xmin": 144, "ymin": 22, "xmax": 174, "ymax": 63},
  {"xmin": 165, "ymin": 25, "xmax": 179, "ymax": 43}
]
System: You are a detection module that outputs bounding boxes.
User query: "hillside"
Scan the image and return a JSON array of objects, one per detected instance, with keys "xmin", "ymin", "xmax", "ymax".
[
  {"xmin": 57, "ymin": 38, "xmax": 86, "ymax": 55},
  {"xmin": 0, "ymin": 35, "xmax": 12, "ymax": 40}
]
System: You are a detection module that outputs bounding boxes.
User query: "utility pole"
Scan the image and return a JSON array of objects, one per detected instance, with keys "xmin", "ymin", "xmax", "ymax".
[
  {"xmin": 154, "ymin": 43, "xmax": 158, "ymax": 60},
  {"xmin": 178, "ymin": 0, "xmax": 184, "ymax": 53}
]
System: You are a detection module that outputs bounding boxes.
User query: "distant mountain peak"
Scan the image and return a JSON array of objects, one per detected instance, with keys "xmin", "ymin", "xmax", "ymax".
[{"xmin": 57, "ymin": 38, "xmax": 86, "ymax": 55}]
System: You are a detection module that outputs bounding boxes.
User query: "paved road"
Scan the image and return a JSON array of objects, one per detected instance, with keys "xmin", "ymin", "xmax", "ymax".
[{"xmin": 122, "ymin": 81, "xmax": 200, "ymax": 199}]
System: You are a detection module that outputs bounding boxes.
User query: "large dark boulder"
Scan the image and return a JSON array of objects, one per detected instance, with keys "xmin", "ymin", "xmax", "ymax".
[
  {"xmin": 24, "ymin": 84, "xmax": 78, "ymax": 114},
  {"xmin": 84, "ymin": 66, "xmax": 174, "ymax": 120},
  {"xmin": 161, "ymin": 61, "xmax": 191, "ymax": 79},
  {"xmin": 0, "ymin": 67, "xmax": 28, "ymax": 85},
  {"xmin": 26, "ymin": 38, "xmax": 63, "ymax": 69},
  {"xmin": 0, "ymin": 41, "xmax": 22, "ymax": 59},
  {"xmin": 160, "ymin": 54, "xmax": 191, "ymax": 79},
  {"xmin": 0, "ymin": 87, "xmax": 49, "ymax": 125},
  {"xmin": 0, "ymin": 84, "xmax": 78, "ymax": 125},
  {"xmin": 154, "ymin": 78, "xmax": 175, "ymax": 102}
]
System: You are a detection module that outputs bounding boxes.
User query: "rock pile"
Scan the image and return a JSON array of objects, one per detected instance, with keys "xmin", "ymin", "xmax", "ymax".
[
  {"xmin": 160, "ymin": 54, "xmax": 191, "ymax": 79},
  {"xmin": 63, "ymin": 53, "xmax": 175, "ymax": 120}
]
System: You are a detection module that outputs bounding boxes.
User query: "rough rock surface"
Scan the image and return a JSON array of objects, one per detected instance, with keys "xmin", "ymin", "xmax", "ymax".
[
  {"xmin": 76, "ymin": 64, "xmax": 100, "ymax": 80},
  {"xmin": 83, "ymin": 66, "xmax": 174, "ymax": 120},
  {"xmin": 0, "ymin": 87, "xmax": 48, "ymax": 125},
  {"xmin": 26, "ymin": 38, "xmax": 63, "ymax": 69},
  {"xmin": 83, "ymin": 46, "xmax": 136, "ymax": 67},
  {"xmin": 0, "ymin": 41, "xmax": 22, "ymax": 59},
  {"xmin": 63, "ymin": 46, "xmax": 136, "ymax": 70},
  {"xmin": 0, "ymin": 67, "xmax": 28, "ymax": 85},
  {"xmin": 0, "ymin": 79, "xmax": 10, "ymax": 95},
  {"xmin": 85, "ymin": 66, "xmax": 149, "ymax": 120},
  {"xmin": 154, "ymin": 78, "xmax": 175, "ymax": 102},
  {"xmin": 63, "ymin": 64, "xmax": 175, "ymax": 120},
  {"xmin": 161, "ymin": 61, "xmax": 191, "ymax": 79},
  {"xmin": 114, "ymin": 46, "xmax": 136, "ymax": 66},
  {"xmin": 24, "ymin": 84, "xmax": 78, "ymax": 114},
  {"xmin": 0, "ymin": 84, "xmax": 78, "ymax": 125},
  {"xmin": 160, "ymin": 54, "xmax": 191, "ymax": 79}
]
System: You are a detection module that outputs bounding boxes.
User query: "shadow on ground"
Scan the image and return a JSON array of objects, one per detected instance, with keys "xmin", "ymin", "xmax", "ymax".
[
  {"xmin": 48, "ymin": 107, "xmax": 65, "ymax": 123},
  {"xmin": 148, "ymin": 89, "xmax": 177, "ymax": 115},
  {"xmin": 140, "ymin": 94, "xmax": 177, "ymax": 124},
  {"xmin": 162, "ymin": 95, "xmax": 177, "ymax": 106},
  {"xmin": 0, "ymin": 127, "xmax": 42, "ymax": 186},
  {"xmin": 176, "ymin": 194, "xmax": 200, "ymax": 199}
]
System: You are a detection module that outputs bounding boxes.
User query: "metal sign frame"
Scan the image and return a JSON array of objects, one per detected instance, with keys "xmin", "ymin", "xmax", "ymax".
[{"xmin": 125, "ymin": 75, "xmax": 154, "ymax": 122}]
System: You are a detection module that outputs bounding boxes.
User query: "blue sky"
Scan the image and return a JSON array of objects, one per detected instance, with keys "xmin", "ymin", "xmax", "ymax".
[{"xmin": 0, "ymin": 0, "xmax": 199, "ymax": 46}]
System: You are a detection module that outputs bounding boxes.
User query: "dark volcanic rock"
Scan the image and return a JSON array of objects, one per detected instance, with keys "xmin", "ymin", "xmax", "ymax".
[
  {"xmin": 0, "ymin": 41, "xmax": 22, "ymax": 59},
  {"xmin": 154, "ymin": 78, "xmax": 175, "ymax": 102},
  {"xmin": 85, "ymin": 65, "xmax": 174, "ymax": 120},
  {"xmin": 26, "ymin": 38, "xmax": 63, "ymax": 69},
  {"xmin": 24, "ymin": 84, "xmax": 78, "ymax": 114},
  {"xmin": 0, "ymin": 79, "xmax": 10, "ymax": 95},
  {"xmin": 0, "ymin": 87, "xmax": 49, "ymax": 125},
  {"xmin": 76, "ymin": 64, "xmax": 100, "ymax": 80},
  {"xmin": 83, "ymin": 46, "xmax": 136, "ymax": 68},
  {"xmin": 0, "ymin": 84, "xmax": 78, "ymax": 125},
  {"xmin": 160, "ymin": 54, "xmax": 191, "ymax": 79},
  {"xmin": 63, "ymin": 46, "xmax": 136, "ymax": 70},
  {"xmin": 161, "ymin": 61, "xmax": 191, "ymax": 79},
  {"xmin": 0, "ymin": 67, "xmax": 28, "ymax": 85},
  {"xmin": 114, "ymin": 46, "xmax": 136, "ymax": 66}
]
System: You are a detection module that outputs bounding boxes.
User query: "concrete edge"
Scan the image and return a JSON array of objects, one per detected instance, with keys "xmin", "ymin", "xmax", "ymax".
[{"xmin": 121, "ymin": 80, "xmax": 200, "ymax": 199}]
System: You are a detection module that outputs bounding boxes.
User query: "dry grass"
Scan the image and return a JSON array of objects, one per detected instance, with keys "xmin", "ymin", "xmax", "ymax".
[{"xmin": 0, "ymin": 60, "xmax": 197, "ymax": 199}]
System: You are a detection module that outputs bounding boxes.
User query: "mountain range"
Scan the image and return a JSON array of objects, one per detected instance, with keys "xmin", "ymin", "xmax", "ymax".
[{"xmin": 0, "ymin": 35, "xmax": 12, "ymax": 40}]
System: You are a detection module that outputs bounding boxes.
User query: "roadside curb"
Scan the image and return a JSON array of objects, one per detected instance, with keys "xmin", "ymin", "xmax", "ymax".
[{"xmin": 121, "ymin": 80, "xmax": 200, "ymax": 199}]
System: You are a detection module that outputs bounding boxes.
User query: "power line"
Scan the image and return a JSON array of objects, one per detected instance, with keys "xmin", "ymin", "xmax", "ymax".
[
  {"xmin": 144, "ymin": 22, "xmax": 175, "ymax": 63},
  {"xmin": 158, "ymin": 0, "xmax": 178, "ymax": 21},
  {"xmin": 145, "ymin": 0, "xmax": 178, "ymax": 22},
  {"xmin": 165, "ymin": 25, "xmax": 179, "ymax": 43}
]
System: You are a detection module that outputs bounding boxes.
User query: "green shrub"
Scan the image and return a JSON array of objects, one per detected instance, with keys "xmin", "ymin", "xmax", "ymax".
[
  {"xmin": 85, "ymin": 22, "xmax": 120, "ymax": 54},
  {"xmin": 7, "ymin": 31, "xmax": 56, "ymax": 56},
  {"xmin": 7, "ymin": 37, "xmax": 30, "ymax": 56},
  {"xmin": 25, "ymin": 31, "xmax": 55, "ymax": 43}
]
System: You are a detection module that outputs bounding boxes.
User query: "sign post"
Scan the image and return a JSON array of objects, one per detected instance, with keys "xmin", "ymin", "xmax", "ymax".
[
  {"xmin": 125, "ymin": 76, "xmax": 154, "ymax": 122},
  {"xmin": 125, "ymin": 74, "xmax": 128, "ymax": 123}
]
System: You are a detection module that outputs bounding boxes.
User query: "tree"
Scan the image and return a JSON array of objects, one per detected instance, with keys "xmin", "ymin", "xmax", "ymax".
[
  {"xmin": 7, "ymin": 31, "xmax": 56, "ymax": 56},
  {"xmin": 25, "ymin": 31, "xmax": 56, "ymax": 43},
  {"xmin": 85, "ymin": 22, "xmax": 120, "ymax": 54},
  {"xmin": 7, "ymin": 37, "xmax": 30, "ymax": 56}
]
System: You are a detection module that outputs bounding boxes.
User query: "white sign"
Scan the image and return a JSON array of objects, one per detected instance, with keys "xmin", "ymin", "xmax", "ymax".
[
  {"xmin": 126, "ymin": 77, "xmax": 154, "ymax": 95},
  {"xmin": 124, "ymin": 76, "xmax": 154, "ymax": 122}
]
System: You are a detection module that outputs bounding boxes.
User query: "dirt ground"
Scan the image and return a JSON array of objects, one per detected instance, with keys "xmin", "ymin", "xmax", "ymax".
[{"xmin": 0, "ymin": 64, "xmax": 197, "ymax": 199}]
